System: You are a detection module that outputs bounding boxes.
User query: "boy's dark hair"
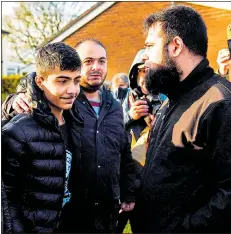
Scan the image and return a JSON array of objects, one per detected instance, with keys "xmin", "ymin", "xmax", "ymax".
[
  {"xmin": 36, "ymin": 42, "xmax": 82, "ymax": 77},
  {"xmin": 75, "ymin": 38, "xmax": 106, "ymax": 51},
  {"xmin": 143, "ymin": 5, "xmax": 208, "ymax": 57}
]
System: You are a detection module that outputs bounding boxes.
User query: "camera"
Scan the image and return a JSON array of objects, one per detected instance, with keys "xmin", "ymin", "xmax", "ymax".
[
  {"xmin": 145, "ymin": 94, "xmax": 162, "ymax": 116},
  {"xmin": 130, "ymin": 88, "xmax": 161, "ymax": 116}
]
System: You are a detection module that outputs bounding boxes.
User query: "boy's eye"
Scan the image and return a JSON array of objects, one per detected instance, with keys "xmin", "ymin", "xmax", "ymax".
[
  {"xmin": 58, "ymin": 80, "xmax": 67, "ymax": 84},
  {"xmin": 74, "ymin": 79, "xmax": 80, "ymax": 85},
  {"xmin": 85, "ymin": 60, "xmax": 92, "ymax": 64}
]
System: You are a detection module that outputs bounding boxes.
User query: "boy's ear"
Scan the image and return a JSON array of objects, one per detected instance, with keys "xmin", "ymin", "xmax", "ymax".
[{"xmin": 35, "ymin": 76, "xmax": 44, "ymax": 91}]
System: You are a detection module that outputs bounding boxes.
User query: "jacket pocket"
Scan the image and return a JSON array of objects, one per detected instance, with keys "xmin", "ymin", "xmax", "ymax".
[{"xmin": 103, "ymin": 120, "xmax": 123, "ymax": 152}]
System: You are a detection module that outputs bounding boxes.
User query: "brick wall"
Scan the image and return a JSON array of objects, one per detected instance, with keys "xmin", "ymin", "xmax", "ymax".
[{"xmin": 64, "ymin": 2, "xmax": 231, "ymax": 81}]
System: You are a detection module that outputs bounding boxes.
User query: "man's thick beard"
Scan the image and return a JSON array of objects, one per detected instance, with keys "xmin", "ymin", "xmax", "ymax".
[
  {"xmin": 145, "ymin": 62, "xmax": 181, "ymax": 97},
  {"xmin": 80, "ymin": 83, "xmax": 102, "ymax": 93},
  {"xmin": 80, "ymin": 76, "xmax": 106, "ymax": 93}
]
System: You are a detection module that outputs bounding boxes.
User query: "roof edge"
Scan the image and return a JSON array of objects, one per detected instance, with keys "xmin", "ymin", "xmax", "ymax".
[{"xmin": 37, "ymin": 2, "xmax": 116, "ymax": 49}]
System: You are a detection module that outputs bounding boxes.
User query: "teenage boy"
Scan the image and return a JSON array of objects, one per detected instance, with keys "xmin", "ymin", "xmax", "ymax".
[{"xmin": 2, "ymin": 42, "xmax": 83, "ymax": 233}]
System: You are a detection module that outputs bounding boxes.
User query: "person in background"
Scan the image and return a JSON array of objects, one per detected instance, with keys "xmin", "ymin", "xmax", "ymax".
[
  {"xmin": 216, "ymin": 48, "xmax": 230, "ymax": 81},
  {"xmin": 102, "ymin": 80, "xmax": 112, "ymax": 90},
  {"xmin": 111, "ymin": 72, "xmax": 130, "ymax": 93},
  {"xmin": 2, "ymin": 42, "xmax": 83, "ymax": 233},
  {"xmin": 116, "ymin": 49, "xmax": 165, "ymax": 233}
]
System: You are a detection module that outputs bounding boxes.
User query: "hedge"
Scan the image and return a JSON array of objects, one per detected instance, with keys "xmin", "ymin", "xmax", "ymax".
[{"xmin": 2, "ymin": 75, "xmax": 23, "ymax": 102}]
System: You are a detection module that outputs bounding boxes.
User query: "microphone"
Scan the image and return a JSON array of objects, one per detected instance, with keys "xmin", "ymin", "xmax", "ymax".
[{"xmin": 227, "ymin": 24, "xmax": 231, "ymax": 56}]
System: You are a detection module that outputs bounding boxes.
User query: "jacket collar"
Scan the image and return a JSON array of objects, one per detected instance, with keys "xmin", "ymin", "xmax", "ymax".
[
  {"xmin": 168, "ymin": 58, "xmax": 214, "ymax": 100},
  {"xmin": 78, "ymin": 88, "xmax": 113, "ymax": 105}
]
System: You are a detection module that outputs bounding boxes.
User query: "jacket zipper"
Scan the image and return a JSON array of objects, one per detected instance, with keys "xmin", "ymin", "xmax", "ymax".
[
  {"xmin": 157, "ymin": 100, "xmax": 178, "ymax": 136},
  {"xmin": 54, "ymin": 121, "xmax": 67, "ymax": 230},
  {"xmin": 142, "ymin": 100, "xmax": 176, "ymax": 188},
  {"xmin": 95, "ymin": 102, "xmax": 111, "ymax": 200}
]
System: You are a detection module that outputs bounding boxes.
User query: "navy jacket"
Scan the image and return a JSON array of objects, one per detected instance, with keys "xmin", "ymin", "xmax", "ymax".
[{"xmin": 73, "ymin": 90, "xmax": 140, "ymax": 203}]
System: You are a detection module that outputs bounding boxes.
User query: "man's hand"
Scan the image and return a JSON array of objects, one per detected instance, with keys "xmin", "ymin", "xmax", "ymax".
[
  {"xmin": 121, "ymin": 202, "xmax": 135, "ymax": 212},
  {"xmin": 12, "ymin": 93, "xmax": 31, "ymax": 113},
  {"xmin": 129, "ymin": 94, "xmax": 149, "ymax": 120},
  {"xmin": 217, "ymin": 48, "xmax": 231, "ymax": 76}
]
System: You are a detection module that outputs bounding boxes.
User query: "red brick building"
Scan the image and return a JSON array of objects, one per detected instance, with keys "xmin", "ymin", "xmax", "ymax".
[{"xmin": 43, "ymin": 2, "xmax": 231, "ymax": 81}]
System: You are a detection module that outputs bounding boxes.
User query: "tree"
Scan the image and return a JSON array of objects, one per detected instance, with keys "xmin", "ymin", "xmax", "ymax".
[{"xmin": 2, "ymin": 2, "xmax": 96, "ymax": 65}]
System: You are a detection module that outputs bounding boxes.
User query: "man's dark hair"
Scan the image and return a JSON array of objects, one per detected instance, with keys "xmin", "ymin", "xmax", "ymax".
[
  {"xmin": 143, "ymin": 5, "xmax": 208, "ymax": 57},
  {"xmin": 36, "ymin": 42, "xmax": 82, "ymax": 77},
  {"xmin": 112, "ymin": 73, "xmax": 130, "ymax": 86},
  {"xmin": 75, "ymin": 38, "xmax": 106, "ymax": 51}
]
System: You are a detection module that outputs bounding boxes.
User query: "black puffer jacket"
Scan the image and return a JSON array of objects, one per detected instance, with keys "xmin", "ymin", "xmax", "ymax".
[
  {"xmin": 2, "ymin": 73, "xmax": 140, "ymax": 203},
  {"xmin": 1, "ymin": 181, "xmax": 12, "ymax": 233},
  {"xmin": 2, "ymin": 75, "xmax": 83, "ymax": 233}
]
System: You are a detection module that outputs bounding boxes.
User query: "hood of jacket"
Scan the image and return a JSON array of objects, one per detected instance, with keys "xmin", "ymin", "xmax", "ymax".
[{"xmin": 128, "ymin": 49, "xmax": 145, "ymax": 89}]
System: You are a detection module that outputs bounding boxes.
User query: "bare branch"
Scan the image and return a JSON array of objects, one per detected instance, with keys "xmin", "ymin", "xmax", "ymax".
[{"xmin": 2, "ymin": 2, "xmax": 92, "ymax": 64}]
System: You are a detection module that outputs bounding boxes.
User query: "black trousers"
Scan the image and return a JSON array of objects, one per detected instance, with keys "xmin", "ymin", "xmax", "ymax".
[{"xmin": 58, "ymin": 200, "xmax": 120, "ymax": 233}]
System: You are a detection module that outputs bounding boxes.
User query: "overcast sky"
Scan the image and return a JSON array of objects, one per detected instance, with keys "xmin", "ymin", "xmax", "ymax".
[
  {"xmin": 1, "ymin": 2, "xmax": 97, "ymax": 16},
  {"xmin": 2, "ymin": 2, "xmax": 17, "ymax": 15},
  {"xmin": 2, "ymin": 1, "xmax": 231, "ymax": 16},
  {"xmin": 1, "ymin": 2, "xmax": 97, "ymax": 63}
]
